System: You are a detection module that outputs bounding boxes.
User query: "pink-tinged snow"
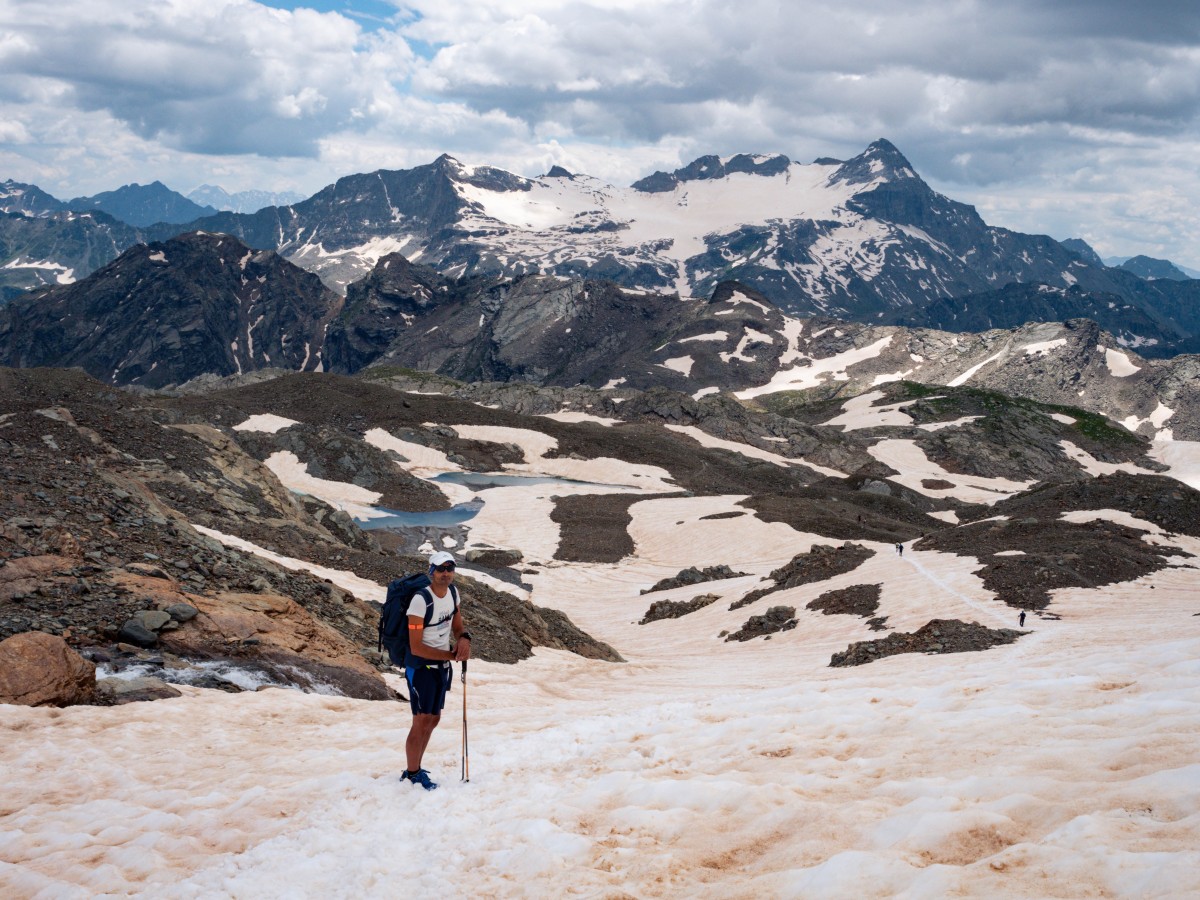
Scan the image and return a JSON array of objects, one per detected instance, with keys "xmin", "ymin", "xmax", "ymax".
[
  {"xmin": 1058, "ymin": 509, "xmax": 1170, "ymax": 539},
  {"xmin": 723, "ymin": 288, "xmax": 776, "ymax": 315},
  {"xmin": 1021, "ymin": 338, "xmax": 1067, "ymax": 357},
  {"xmin": 719, "ymin": 328, "xmax": 775, "ymax": 364},
  {"xmin": 918, "ymin": 416, "xmax": 983, "ymax": 432},
  {"xmin": 948, "ymin": 349, "xmax": 1005, "ymax": 387},
  {"xmin": 868, "ymin": 439, "xmax": 1036, "ymax": 504},
  {"xmin": 1120, "ymin": 403, "xmax": 1174, "ymax": 436},
  {"xmin": 661, "ymin": 355, "xmax": 695, "ymax": 376},
  {"xmin": 446, "ymin": 423, "xmax": 677, "ymax": 493},
  {"xmin": 538, "ymin": 410, "xmax": 623, "ymax": 426},
  {"xmin": 823, "ymin": 390, "xmax": 914, "ymax": 431},
  {"xmin": 364, "ymin": 427, "xmax": 462, "ymax": 477},
  {"xmin": 676, "ymin": 331, "xmax": 729, "ymax": 344},
  {"xmin": 3, "ymin": 496, "xmax": 1199, "ymax": 897},
  {"xmin": 262, "ymin": 450, "xmax": 385, "ymax": 521},
  {"xmin": 231, "ymin": 413, "xmax": 299, "ymax": 434},
  {"xmin": 192, "ymin": 524, "xmax": 386, "ymax": 603},
  {"xmin": 1148, "ymin": 440, "xmax": 1200, "ymax": 491},
  {"xmin": 1101, "ymin": 346, "xmax": 1142, "ymax": 378},
  {"xmin": 870, "ymin": 368, "xmax": 918, "ymax": 386},
  {"xmin": 664, "ymin": 425, "xmax": 845, "ymax": 478},
  {"xmin": 736, "ymin": 336, "xmax": 894, "ymax": 399},
  {"xmin": 1060, "ymin": 441, "xmax": 1160, "ymax": 479}
]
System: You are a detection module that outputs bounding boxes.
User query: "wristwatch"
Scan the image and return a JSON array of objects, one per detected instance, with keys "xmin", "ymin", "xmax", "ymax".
[{"xmin": 458, "ymin": 632, "xmax": 472, "ymax": 641}]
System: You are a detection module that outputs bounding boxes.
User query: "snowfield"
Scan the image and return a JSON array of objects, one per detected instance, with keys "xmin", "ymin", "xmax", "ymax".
[
  {"xmin": 2, "ymin": 511, "xmax": 1199, "ymax": 897},
  {"xmin": 2, "ymin": 412, "xmax": 1200, "ymax": 899}
]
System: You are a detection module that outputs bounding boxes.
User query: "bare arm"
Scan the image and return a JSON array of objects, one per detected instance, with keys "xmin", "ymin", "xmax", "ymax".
[{"xmin": 452, "ymin": 609, "xmax": 471, "ymax": 661}]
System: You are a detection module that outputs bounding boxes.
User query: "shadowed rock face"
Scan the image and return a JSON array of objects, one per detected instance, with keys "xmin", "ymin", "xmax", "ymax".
[
  {"xmin": 0, "ymin": 631, "xmax": 96, "ymax": 706},
  {"xmin": 0, "ymin": 232, "xmax": 341, "ymax": 388}
]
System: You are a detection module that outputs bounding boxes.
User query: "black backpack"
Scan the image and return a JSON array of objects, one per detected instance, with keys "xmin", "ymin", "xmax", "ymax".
[{"xmin": 378, "ymin": 573, "xmax": 459, "ymax": 668}]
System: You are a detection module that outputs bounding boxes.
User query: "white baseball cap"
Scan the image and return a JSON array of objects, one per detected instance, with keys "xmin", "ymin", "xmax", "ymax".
[{"xmin": 429, "ymin": 551, "xmax": 456, "ymax": 568}]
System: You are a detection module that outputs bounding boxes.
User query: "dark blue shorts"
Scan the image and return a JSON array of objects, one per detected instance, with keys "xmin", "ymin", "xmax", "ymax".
[{"xmin": 407, "ymin": 663, "xmax": 452, "ymax": 716}]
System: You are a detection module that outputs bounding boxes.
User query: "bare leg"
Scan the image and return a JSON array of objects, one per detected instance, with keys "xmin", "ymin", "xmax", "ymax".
[{"xmin": 406, "ymin": 713, "xmax": 440, "ymax": 772}]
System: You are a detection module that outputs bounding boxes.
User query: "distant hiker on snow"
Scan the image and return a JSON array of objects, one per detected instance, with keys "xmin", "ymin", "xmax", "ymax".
[
  {"xmin": 896, "ymin": 542, "xmax": 904, "ymax": 557},
  {"xmin": 1019, "ymin": 611, "xmax": 1027, "ymax": 627},
  {"xmin": 402, "ymin": 551, "xmax": 471, "ymax": 791}
]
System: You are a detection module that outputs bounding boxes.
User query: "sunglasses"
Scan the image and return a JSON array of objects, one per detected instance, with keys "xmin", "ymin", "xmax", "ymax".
[{"xmin": 433, "ymin": 563, "xmax": 456, "ymax": 572}]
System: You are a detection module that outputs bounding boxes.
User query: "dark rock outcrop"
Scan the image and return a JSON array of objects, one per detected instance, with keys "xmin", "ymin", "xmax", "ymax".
[
  {"xmin": 726, "ymin": 605, "xmax": 798, "ymax": 641},
  {"xmin": 641, "ymin": 565, "xmax": 748, "ymax": 595},
  {"xmin": 830, "ymin": 619, "xmax": 1022, "ymax": 666},
  {"xmin": 641, "ymin": 593, "xmax": 720, "ymax": 624},
  {"xmin": 807, "ymin": 583, "xmax": 882, "ymax": 618}
]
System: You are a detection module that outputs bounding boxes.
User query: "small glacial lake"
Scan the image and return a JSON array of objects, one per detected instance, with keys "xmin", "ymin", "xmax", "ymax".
[
  {"xmin": 358, "ymin": 501, "xmax": 483, "ymax": 530},
  {"xmin": 432, "ymin": 472, "xmax": 612, "ymax": 489},
  {"xmin": 357, "ymin": 472, "xmax": 619, "ymax": 530}
]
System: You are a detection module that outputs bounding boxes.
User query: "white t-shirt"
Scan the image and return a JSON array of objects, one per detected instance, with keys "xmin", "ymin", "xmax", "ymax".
[{"xmin": 407, "ymin": 585, "xmax": 458, "ymax": 655}]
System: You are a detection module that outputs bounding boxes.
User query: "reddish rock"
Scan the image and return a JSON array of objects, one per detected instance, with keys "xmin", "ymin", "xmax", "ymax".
[{"xmin": 0, "ymin": 631, "xmax": 96, "ymax": 707}]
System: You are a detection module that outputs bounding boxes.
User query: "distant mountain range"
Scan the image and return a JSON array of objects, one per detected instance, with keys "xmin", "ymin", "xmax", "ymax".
[
  {"xmin": 1, "ymin": 141, "xmax": 1198, "ymax": 356},
  {"xmin": 1, "ymin": 231, "xmax": 1195, "ymax": 442},
  {"xmin": 186, "ymin": 184, "xmax": 307, "ymax": 214}
]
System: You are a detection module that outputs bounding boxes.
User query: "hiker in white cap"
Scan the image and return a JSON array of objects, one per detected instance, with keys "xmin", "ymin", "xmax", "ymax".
[{"xmin": 401, "ymin": 550, "xmax": 471, "ymax": 790}]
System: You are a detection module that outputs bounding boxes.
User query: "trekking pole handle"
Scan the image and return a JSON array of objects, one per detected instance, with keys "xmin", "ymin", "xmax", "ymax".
[{"xmin": 461, "ymin": 659, "xmax": 467, "ymax": 682}]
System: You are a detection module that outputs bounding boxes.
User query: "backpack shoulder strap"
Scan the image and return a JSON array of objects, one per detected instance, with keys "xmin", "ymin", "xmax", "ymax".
[
  {"xmin": 417, "ymin": 586, "xmax": 436, "ymax": 626},
  {"xmin": 449, "ymin": 584, "xmax": 460, "ymax": 615}
]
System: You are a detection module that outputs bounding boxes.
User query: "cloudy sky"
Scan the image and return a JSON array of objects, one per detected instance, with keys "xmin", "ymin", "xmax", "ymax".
[{"xmin": 2, "ymin": 0, "xmax": 1199, "ymax": 265}]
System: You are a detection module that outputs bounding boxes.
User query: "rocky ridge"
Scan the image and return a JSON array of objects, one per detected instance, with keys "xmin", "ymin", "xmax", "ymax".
[{"xmin": 0, "ymin": 367, "xmax": 622, "ymax": 704}]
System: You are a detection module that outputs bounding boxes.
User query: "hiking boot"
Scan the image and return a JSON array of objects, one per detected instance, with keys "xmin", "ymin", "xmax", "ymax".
[{"xmin": 402, "ymin": 769, "xmax": 438, "ymax": 790}]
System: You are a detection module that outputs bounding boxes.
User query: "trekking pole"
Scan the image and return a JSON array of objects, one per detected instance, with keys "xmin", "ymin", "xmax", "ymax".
[{"xmin": 461, "ymin": 660, "xmax": 470, "ymax": 783}]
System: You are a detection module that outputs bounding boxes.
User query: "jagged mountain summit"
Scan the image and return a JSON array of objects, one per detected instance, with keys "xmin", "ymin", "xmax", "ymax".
[
  {"xmin": 196, "ymin": 139, "xmax": 1068, "ymax": 307},
  {"xmin": 145, "ymin": 140, "xmax": 1200, "ymax": 353}
]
